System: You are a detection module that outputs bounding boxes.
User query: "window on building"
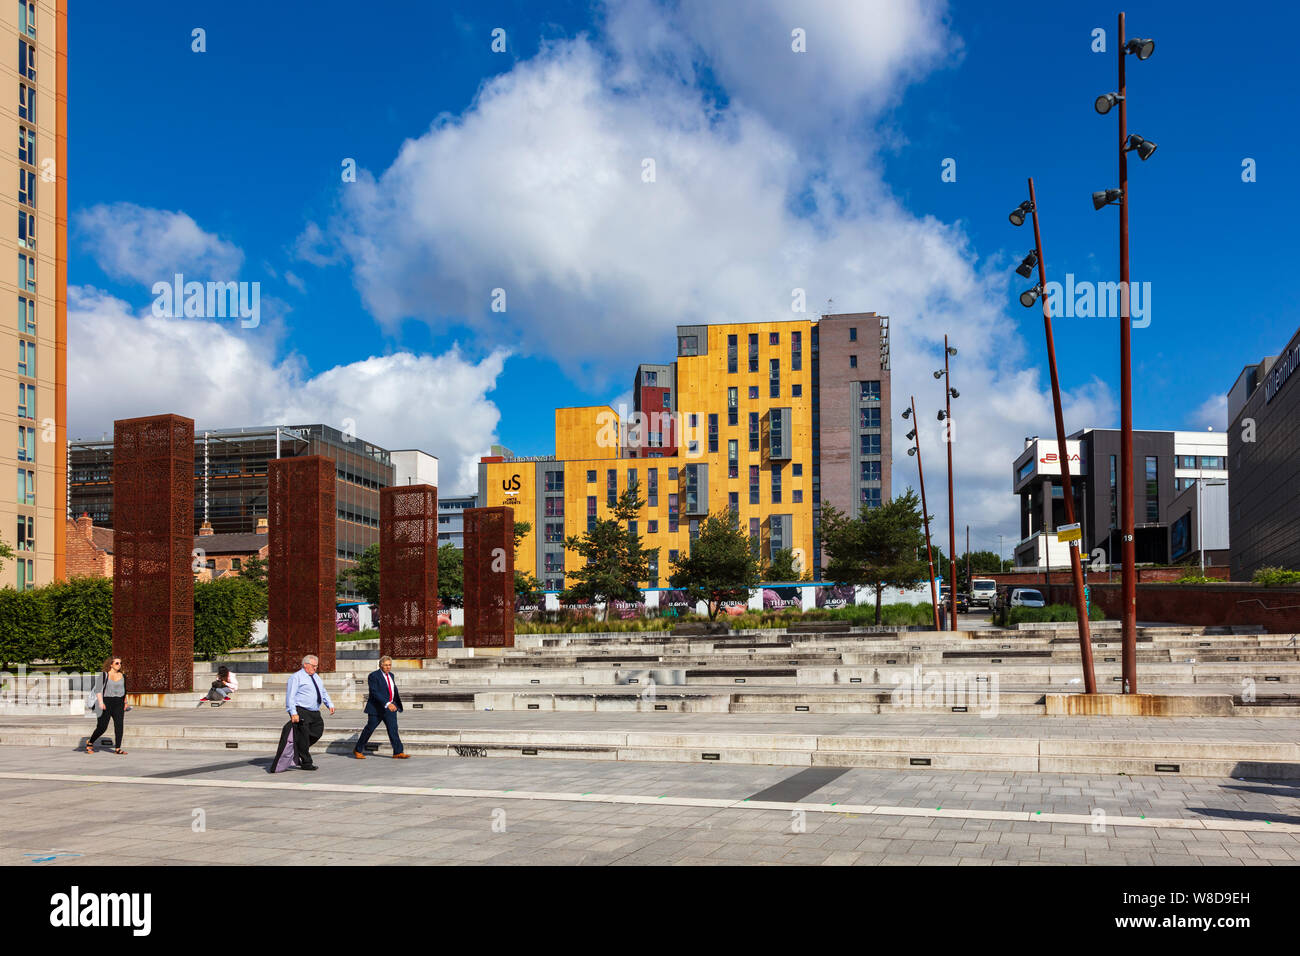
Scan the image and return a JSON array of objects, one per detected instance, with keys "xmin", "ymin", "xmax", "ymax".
[
  {"xmin": 791, "ymin": 383, "xmax": 801, "ymax": 398},
  {"xmin": 749, "ymin": 412, "xmax": 759, "ymax": 452},
  {"xmin": 678, "ymin": 334, "xmax": 699, "ymax": 356},
  {"xmin": 19, "ymin": 253, "xmax": 36, "ymax": 291},
  {"xmin": 544, "ymin": 553, "xmax": 564, "ymax": 574},
  {"xmin": 770, "ymin": 358, "xmax": 780, "ymax": 398},
  {"xmin": 861, "ymin": 488, "xmax": 882, "ymax": 509},
  {"xmin": 19, "ymin": 168, "xmax": 35, "ymax": 208},
  {"xmin": 19, "ymin": 40, "xmax": 35, "ymax": 80},
  {"xmin": 748, "ymin": 333, "xmax": 759, "ymax": 372},
  {"xmin": 544, "ymin": 470, "xmax": 564, "ymax": 492},
  {"xmin": 771, "ymin": 467, "xmax": 782, "ymax": 503},
  {"xmin": 849, "ymin": 355, "xmax": 858, "ymax": 369},
  {"xmin": 860, "ymin": 434, "xmax": 881, "ymax": 456},
  {"xmin": 587, "ymin": 470, "xmax": 596, "ymax": 483},
  {"xmin": 668, "ymin": 467, "xmax": 678, "ymax": 481},
  {"xmin": 729, "ymin": 491, "xmax": 739, "ymax": 514},
  {"xmin": 770, "ymin": 410, "xmax": 785, "ymax": 458},
  {"xmin": 689, "ymin": 518, "xmax": 700, "ymax": 544},
  {"xmin": 668, "ymin": 493, "xmax": 679, "ymax": 533},
  {"xmin": 18, "ymin": 126, "xmax": 35, "ymax": 166},
  {"xmin": 18, "ymin": 295, "xmax": 35, "ymax": 334},
  {"xmin": 749, "ymin": 385, "xmax": 758, "ymax": 400},
  {"xmin": 860, "ymin": 380, "xmax": 881, "ymax": 401},
  {"xmin": 643, "ymin": 370, "xmax": 657, "ymax": 385},
  {"xmin": 749, "ymin": 465, "xmax": 760, "ymax": 504},
  {"xmin": 648, "ymin": 519, "xmax": 658, "ymax": 533},
  {"xmin": 232, "ymin": 557, "xmax": 242, "ymax": 571},
  {"xmin": 792, "ymin": 489, "xmax": 803, "ymax": 503},
  {"xmin": 628, "ymin": 520, "xmax": 638, "ymax": 538},
  {"xmin": 727, "ymin": 387, "xmax": 738, "ymax": 426},
  {"xmin": 17, "ymin": 557, "xmax": 33, "ymax": 591},
  {"xmin": 627, "ymin": 468, "xmax": 638, "ymax": 494},
  {"xmin": 859, "ymin": 407, "xmax": 880, "ymax": 429},
  {"xmin": 1200, "ymin": 456, "xmax": 1223, "ymax": 469},
  {"xmin": 791, "ymin": 330, "xmax": 802, "ymax": 371},
  {"xmin": 587, "ymin": 495, "xmax": 597, "ymax": 531},
  {"xmin": 18, "ymin": 339, "xmax": 34, "ymax": 377},
  {"xmin": 18, "ymin": 209, "xmax": 34, "ymax": 249},
  {"xmin": 17, "ymin": 467, "xmax": 35, "ymax": 504},
  {"xmin": 18, "ymin": 83, "xmax": 35, "ymax": 123},
  {"xmin": 669, "ymin": 549, "xmax": 679, "ymax": 565},
  {"xmin": 792, "ymin": 463, "xmax": 802, "ymax": 477},
  {"xmin": 18, "ymin": 425, "xmax": 34, "ymax": 463},
  {"xmin": 728, "ymin": 439, "xmax": 738, "ymax": 479},
  {"xmin": 544, "ymin": 497, "xmax": 564, "ymax": 517},
  {"xmin": 20, "ymin": 1, "xmax": 35, "ymax": 38},
  {"xmin": 708, "ymin": 414, "xmax": 718, "ymax": 453},
  {"xmin": 544, "ymin": 521, "xmax": 564, "ymax": 543},
  {"xmin": 17, "ymin": 514, "xmax": 33, "ymax": 551},
  {"xmin": 1145, "ymin": 456, "xmax": 1159, "ymax": 523},
  {"xmin": 861, "ymin": 460, "xmax": 881, "ymax": 482},
  {"xmin": 727, "ymin": 334, "xmax": 737, "ymax": 373},
  {"xmin": 607, "ymin": 469, "xmax": 617, "ymax": 506},
  {"xmin": 749, "ymin": 517, "xmax": 760, "ymax": 559},
  {"xmin": 662, "ymin": 391, "xmax": 671, "ymax": 409},
  {"xmin": 18, "ymin": 382, "xmax": 35, "ymax": 419},
  {"xmin": 647, "ymin": 468, "xmax": 658, "ymax": 506}
]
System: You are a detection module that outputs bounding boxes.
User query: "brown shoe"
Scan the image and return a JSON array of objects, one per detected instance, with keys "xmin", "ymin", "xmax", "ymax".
[
  {"xmin": 353, "ymin": 751, "xmax": 366, "ymax": 759},
  {"xmin": 393, "ymin": 753, "xmax": 410, "ymax": 759}
]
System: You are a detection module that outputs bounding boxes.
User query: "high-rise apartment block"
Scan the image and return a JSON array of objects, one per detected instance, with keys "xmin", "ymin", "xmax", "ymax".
[{"xmin": 479, "ymin": 314, "xmax": 891, "ymax": 588}]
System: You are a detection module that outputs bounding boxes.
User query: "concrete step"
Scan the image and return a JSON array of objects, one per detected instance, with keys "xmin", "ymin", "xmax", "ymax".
[{"xmin": 5, "ymin": 719, "xmax": 1297, "ymax": 777}]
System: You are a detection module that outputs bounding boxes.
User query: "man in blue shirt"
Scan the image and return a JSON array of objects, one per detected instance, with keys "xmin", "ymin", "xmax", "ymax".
[{"xmin": 286, "ymin": 655, "xmax": 334, "ymax": 771}]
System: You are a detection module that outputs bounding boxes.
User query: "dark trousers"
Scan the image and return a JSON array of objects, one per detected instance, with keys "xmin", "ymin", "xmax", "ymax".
[
  {"xmin": 293, "ymin": 706, "xmax": 325, "ymax": 766},
  {"xmin": 356, "ymin": 705, "xmax": 404, "ymax": 756},
  {"xmin": 89, "ymin": 697, "xmax": 125, "ymax": 749}
]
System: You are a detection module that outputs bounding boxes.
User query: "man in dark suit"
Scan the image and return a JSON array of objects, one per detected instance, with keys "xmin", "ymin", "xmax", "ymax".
[{"xmin": 354, "ymin": 656, "xmax": 408, "ymax": 759}]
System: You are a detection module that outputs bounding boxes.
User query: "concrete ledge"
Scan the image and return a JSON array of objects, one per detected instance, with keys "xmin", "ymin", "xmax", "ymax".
[{"xmin": 1045, "ymin": 693, "xmax": 1236, "ymax": 717}]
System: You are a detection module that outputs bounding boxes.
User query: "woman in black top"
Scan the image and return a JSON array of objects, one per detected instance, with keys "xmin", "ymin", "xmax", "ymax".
[{"xmin": 87, "ymin": 656, "xmax": 127, "ymax": 754}]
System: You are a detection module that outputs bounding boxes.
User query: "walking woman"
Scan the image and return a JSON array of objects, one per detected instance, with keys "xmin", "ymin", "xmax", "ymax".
[{"xmin": 87, "ymin": 656, "xmax": 127, "ymax": 755}]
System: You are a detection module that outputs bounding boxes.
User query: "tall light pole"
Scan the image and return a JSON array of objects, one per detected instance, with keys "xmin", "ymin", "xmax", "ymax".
[
  {"xmin": 904, "ymin": 397, "xmax": 940, "ymax": 631},
  {"xmin": 1094, "ymin": 12, "xmax": 1156, "ymax": 693},
  {"xmin": 1010, "ymin": 179, "xmax": 1098, "ymax": 694},
  {"xmin": 936, "ymin": 338, "xmax": 959, "ymax": 630}
]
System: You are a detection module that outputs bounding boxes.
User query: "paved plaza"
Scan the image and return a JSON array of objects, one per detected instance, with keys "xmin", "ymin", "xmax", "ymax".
[{"xmin": 2, "ymin": 743, "xmax": 1298, "ymax": 866}]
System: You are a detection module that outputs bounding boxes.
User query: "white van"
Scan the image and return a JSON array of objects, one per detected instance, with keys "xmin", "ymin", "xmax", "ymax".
[
  {"xmin": 970, "ymin": 578, "xmax": 997, "ymax": 608},
  {"xmin": 1009, "ymin": 588, "xmax": 1046, "ymax": 608}
]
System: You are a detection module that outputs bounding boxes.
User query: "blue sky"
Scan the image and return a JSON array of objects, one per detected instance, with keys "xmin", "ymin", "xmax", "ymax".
[{"xmin": 66, "ymin": 0, "xmax": 1299, "ymax": 551}]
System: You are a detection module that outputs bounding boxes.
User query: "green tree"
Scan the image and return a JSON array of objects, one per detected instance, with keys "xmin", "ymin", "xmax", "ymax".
[
  {"xmin": 668, "ymin": 512, "xmax": 761, "ymax": 620},
  {"xmin": 764, "ymin": 547, "xmax": 810, "ymax": 583},
  {"xmin": 822, "ymin": 489, "xmax": 929, "ymax": 625},
  {"xmin": 336, "ymin": 543, "xmax": 380, "ymax": 604},
  {"xmin": 561, "ymin": 488, "xmax": 656, "ymax": 618},
  {"xmin": 239, "ymin": 553, "xmax": 269, "ymax": 618},
  {"xmin": 437, "ymin": 543, "xmax": 464, "ymax": 609},
  {"xmin": 0, "ymin": 538, "xmax": 13, "ymax": 574}
]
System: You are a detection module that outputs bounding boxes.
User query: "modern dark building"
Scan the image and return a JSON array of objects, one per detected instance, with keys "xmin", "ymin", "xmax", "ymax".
[
  {"xmin": 1228, "ymin": 323, "xmax": 1300, "ymax": 578},
  {"xmin": 69, "ymin": 424, "xmax": 394, "ymax": 598},
  {"xmin": 1013, "ymin": 427, "xmax": 1227, "ymax": 569}
]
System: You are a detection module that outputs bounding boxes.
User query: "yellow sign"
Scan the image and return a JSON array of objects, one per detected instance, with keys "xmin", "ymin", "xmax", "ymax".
[{"xmin": 1056, "ymin": 522, "xmax": 1082, "ymax": 543}]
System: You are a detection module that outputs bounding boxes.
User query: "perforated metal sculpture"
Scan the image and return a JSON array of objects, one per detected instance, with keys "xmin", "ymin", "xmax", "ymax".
[
  {"xmin": 463, "ymin": 506, "xmax": 514, "ymax": 648},
  {"xmin": 268, "ymin": 456, "xmax": 336, "ymax": 673},
  {"xmin": 379, "ymin": 484, "xmax": 439, "ymax": 659},
  {"xmin": 112, "ymin": 414, "xmax": 195, "ymax": 693}
]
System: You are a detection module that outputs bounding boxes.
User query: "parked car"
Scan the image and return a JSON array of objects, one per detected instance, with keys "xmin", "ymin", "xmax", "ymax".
[
  {"xmin": 1009, "ymin": 588, "xmax": 1046, "ymax": 609},
  {"xmin": 956, "ymin": 592, "xmax": 971, "ymax": 613}
]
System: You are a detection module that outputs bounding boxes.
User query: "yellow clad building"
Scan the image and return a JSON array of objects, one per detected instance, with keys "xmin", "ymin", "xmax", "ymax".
[{"xmin": 479, "ymin": 315, "xmax": 891, "ymax": 590}]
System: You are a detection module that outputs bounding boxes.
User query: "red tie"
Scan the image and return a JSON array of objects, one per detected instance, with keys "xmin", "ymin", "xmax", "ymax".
[{"xmin": 385, "ymin": 673, "xmax": 394, "ymax": 703}]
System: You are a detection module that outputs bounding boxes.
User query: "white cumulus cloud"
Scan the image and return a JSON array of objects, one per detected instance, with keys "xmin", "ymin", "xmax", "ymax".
[{"xmin": 74, "ymin": 202, "xmax": 245, "ymax": 286}]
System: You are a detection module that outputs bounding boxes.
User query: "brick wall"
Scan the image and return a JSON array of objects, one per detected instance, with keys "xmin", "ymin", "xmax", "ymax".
[
  {"xmin": 65, "ymin": 515, "xmax": 112, "ymax": 578},
  {"xmin": 1030, "ymin": 581, "xmax": 1300, "ymax": 631},
  {"xmin": 988, "ymin": 565, "xmax": 1230, "ymax": 589}
]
